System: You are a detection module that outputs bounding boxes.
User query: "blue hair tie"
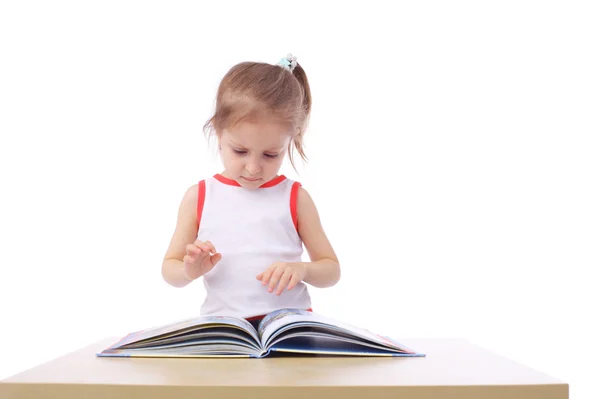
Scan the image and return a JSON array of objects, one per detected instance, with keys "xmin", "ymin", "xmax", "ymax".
[{"xmin": 277, "ymin": 53, "xmax": 298, "ymax": 72}]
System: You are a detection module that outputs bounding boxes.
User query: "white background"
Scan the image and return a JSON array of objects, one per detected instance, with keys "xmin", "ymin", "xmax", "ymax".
[{"xmin": 1, "ymin": 1, "xmax": 598, "ymax": 397}]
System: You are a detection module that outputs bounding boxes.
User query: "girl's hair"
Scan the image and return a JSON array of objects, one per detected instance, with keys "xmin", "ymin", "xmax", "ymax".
[{"xmin": 203, "ymin": 57, "xmax": 312, "ymax": 170}]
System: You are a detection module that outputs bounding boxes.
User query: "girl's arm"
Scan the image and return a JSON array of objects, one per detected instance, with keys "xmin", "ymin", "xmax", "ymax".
[
  {"xmin": 257, "ymin": 186, "xmax": 341, "ymax": 294},
  {"xmin": 162, "ymin": 184, "xmax": 199, "ymax": 287},
  {"xmin": 296, "ymin": 187, "xmax": 341, "ymax": 288}
]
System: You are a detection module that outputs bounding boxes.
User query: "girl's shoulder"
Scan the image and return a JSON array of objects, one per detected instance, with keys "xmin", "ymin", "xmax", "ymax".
[
  {"xmin": 182, "ymin": 182, "xmax": 200, "ymax": 202},
  {"xmin": 178, "ymin": 181, "xmax": 204, "ymax": 220}
]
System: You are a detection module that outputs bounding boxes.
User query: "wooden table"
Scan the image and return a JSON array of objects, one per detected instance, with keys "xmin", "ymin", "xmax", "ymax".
[{"xmin": 0, "ymin": 337, "xmax": 568, "ymax": 398}]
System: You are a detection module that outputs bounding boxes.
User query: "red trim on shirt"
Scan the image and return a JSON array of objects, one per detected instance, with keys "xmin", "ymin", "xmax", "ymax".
[
  {"xmin": 290, "ymin": 181, "xmax": 301, "ymax": 232},
  {"xmin": 197, "ymin": 180, "xmax": 206, "ymax": 227},
  {"xmin": 213, "ymin": 174, "xmax": 240, "ymax": 186},
  {"xmin": 246, "ymin": 308, "xmax": 313, "ymax": 322},
  {"xmin": 214, "ymin": 174, "xmax": 286, "ymax": 188},
  {"xmin": 260, "ymin": 175, "xmax": 287, "ymax": 188}
]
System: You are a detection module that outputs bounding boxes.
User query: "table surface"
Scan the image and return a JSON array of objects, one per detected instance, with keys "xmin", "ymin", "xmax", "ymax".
[{"xmin": 0, "ymin": 337, "xmax": 568, "ymax": 399}]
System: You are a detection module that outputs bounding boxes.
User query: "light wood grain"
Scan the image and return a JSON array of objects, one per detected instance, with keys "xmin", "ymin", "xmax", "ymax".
[{"xmin": 0, "ymin": 337, "xmax": 568, "ymax": 399}]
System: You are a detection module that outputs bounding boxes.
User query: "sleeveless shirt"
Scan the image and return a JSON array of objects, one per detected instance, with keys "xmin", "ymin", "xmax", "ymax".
[{"xmin": 196, "ymin": 174, "xmax": 312, "ymax": 319}]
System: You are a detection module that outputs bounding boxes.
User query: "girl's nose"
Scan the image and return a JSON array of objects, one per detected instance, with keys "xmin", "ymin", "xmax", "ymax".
[{"xmin": 245, "ymin": 163, "xmax": 261, "ymax": 175}]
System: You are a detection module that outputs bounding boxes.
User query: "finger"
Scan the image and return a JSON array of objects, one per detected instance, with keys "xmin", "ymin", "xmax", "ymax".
[
  {"xmin": 204, "ymin": 240, "xmax": 217, "ymax": 254},
  {"xmin": 193, "ymin": 240, "xmax": 209, "ymax": 252},
  {"xmin": 184, "ymin": 251, "xmax": 197, "ymax": 264},
  {"xmin": 275, "ymin": 269, "xmax": 293, "ymax": 295},
  {"xmin": 261, "ymin": 269, "xmax": 273, "ymax": 285},
  {"xmin": 210, "ymin": 253, "xmax": 222, "ymax": 266},
  {"xmin": 186, "ymin": 244, "xmax": 200, "ymax": 256},
  {"xmin": 256, "ymin": 272, "xmax": 263, "ymax": 281},
  {"xmin": 287, "ymin": 273, "xmax": 302, "ymax": 290},
  {"xmin": 268, "ymin": 266, "xmax": 285, "ymax": 293},
  {"xmin": 199, "ymin": 242, "xmax": 214, "ymax": 254},
  {"xmin": 261, "ymin": 264, "xmax": 277, "ymax": 285}
]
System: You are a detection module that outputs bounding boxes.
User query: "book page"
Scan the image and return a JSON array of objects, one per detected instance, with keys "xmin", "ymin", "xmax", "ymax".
[
  {"xmin": 258, "ymin": 308, "xmax": 308, "ymax": 340},
  {"xmin": 259, "ymin": 309, "xmax": 417, "ymax": 354},
  {"xmin": 108, "ymin": 315, "xmax": 259, "ymax": 349},
  {"xmin": 122, "ymin": 328, "xmax": 261, "ymax": 351},
  {"xmin": 268, "ymin": 336, "xmax": 420, "ymax": 356}
]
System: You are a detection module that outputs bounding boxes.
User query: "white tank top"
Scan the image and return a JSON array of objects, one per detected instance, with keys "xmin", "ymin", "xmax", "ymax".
[{"xmin": 195, "ymin": 174, "xmax": 312, "ymax": 319}]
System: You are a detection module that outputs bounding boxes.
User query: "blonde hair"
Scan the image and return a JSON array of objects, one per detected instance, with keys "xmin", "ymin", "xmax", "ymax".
[{"xmin": 203, "ymin": 59, "xmax": 312, "ymax": 170}]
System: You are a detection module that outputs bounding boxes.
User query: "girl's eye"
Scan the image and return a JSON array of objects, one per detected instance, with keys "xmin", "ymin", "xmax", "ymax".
[{"xmin": 233, "ymin": 149, "xmax": 278, "ymax": 158}]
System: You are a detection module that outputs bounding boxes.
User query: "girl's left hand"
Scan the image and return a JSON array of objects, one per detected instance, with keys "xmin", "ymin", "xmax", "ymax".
[{"xmin": 256, "ymin": 262, "xmax": 307, "ymax": 295}]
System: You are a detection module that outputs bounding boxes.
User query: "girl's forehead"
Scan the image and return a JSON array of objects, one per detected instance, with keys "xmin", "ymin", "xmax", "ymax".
[
  {"xmin": 228, "ymin": 119, "xmax": 291, "ymax": 134},
  {"xmin": 223, "ymin": 121, "xmax": 291, "ymax": 147}
]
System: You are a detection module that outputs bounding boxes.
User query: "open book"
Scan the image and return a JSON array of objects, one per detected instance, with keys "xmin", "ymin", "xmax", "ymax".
[{"xmin": 97, "ymin": 308, "xmax": 425, "ymax": 358}]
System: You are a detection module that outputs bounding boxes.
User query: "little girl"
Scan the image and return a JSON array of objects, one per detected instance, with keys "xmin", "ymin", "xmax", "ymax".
[{"xmin": 161, "ymin": 54, "xmax": 340, "ymax": 328}]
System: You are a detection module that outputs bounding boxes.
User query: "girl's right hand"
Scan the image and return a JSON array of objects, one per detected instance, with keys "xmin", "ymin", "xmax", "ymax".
[{"xmin": 183, "ymin": 240, "xmax": 222, "ymax": 281}]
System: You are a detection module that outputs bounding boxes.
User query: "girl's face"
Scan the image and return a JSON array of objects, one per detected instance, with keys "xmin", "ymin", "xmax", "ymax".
[{"xmin": 218, "ymin": 120, "xmax": 292, "ymax": 189}]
